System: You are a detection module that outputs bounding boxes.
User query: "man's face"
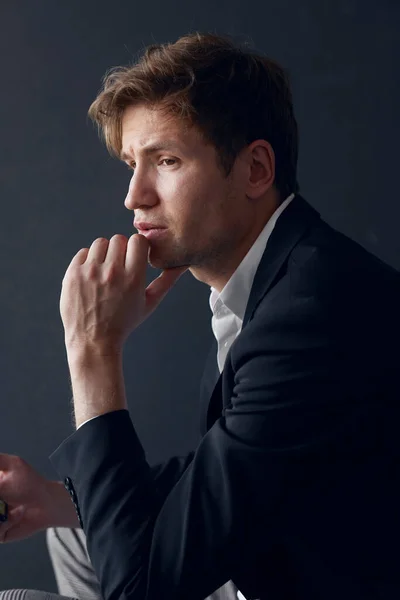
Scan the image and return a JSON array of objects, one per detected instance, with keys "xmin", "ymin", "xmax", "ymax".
[{"xmin": 121, "ymin": 104, "xmax": 251, "ymax": 278}]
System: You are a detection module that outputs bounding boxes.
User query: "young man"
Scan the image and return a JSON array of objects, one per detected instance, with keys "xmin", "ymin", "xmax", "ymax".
[{"xmin": 1, "ymin": 31, "xmax": 399, "ymax": 600}]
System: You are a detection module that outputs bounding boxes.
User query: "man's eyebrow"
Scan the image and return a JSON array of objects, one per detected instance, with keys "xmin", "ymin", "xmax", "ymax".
[{"xmin": 120, "ymin": 140, "xmax": 182, "ymax": 161}]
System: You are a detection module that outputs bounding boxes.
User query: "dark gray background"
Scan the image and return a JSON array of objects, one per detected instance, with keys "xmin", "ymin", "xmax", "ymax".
[{"xmin": 0, "ymin": 0, "xmax": 399, "ymax": 592}]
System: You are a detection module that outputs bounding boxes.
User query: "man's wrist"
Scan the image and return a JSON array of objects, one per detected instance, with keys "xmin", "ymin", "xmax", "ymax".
[
  {"xmin": 66, "ymin": 348, "xmax": 127, "ymax": 429},
  {"xmin": 66, "ymin": 342, "xmax": 123, "ymax": 368}
]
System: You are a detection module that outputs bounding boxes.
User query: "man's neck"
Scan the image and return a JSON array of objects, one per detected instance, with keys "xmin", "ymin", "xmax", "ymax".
[{"xmin": 190, "ymin": 201, "xmax": 279, "ymax": 292}]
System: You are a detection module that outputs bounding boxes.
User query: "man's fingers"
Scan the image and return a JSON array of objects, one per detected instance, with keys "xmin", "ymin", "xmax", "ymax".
[
  {"xmin": 126, "ymin": 234, "xmax": 149, "ymax": 282},
  {"xmin": 0, "ymin": 506, "xmax": 25, "ymax": 544},
  {"xmin": 0, "ymin": 469, "xmax": 10, "ymax": 501},
  {"xmin": 0, "ymin": 455, "xmax": 13, "ymax": 470}
]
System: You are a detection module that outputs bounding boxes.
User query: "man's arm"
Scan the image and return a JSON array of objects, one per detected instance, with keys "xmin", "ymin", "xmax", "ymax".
[
  {"xmin": 50, "ymin": 265, "xmax": 366, "ymax": 600},
  {"xmin": 52, "ymin": 451, "xmax": 195, "ymax": 528}
]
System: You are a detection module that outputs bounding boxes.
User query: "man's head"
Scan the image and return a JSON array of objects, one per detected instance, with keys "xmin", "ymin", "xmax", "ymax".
[{"xmin": 88, "ymin": 32, "xmax": 299, "ymax": 289}]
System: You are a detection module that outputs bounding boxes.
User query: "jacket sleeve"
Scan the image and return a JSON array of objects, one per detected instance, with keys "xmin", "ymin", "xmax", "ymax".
[
  {"xmin": 150, "ymin": 452, "xmax": 195, "ymax": 504},
  {"xmin": 77, "ymin": 416, "xmax": 195, "ymax": 506},
  {"xmin": 49, "ymin": 263, "xmax": 369, "ymax": 600}
]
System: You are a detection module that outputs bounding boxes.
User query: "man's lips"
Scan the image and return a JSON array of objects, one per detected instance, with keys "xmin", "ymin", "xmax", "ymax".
[
  {"xmin": 133, "ymin": 222, "xmax": 168, "ymax": 240},
  {"xmin": 137, "ymin": 228, "xmax": 167, "ymax": 240},
  {"xmin": 134, "ymin": 221, "xmax": 166, "ymax": 231}
]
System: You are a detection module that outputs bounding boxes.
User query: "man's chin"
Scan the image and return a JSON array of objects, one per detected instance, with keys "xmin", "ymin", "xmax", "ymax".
[{"xmin": 147, "ymin": 248, "xmax": 188, "ymax": 271}]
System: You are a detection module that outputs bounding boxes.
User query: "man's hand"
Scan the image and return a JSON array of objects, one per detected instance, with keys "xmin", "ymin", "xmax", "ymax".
[
  {"xmin": 0, "ymin": 453, "xmax": 79, "ymax": 543},
  {"xmin": 60, "ymin": 233, "xmax": 188, "ymax": 357}
]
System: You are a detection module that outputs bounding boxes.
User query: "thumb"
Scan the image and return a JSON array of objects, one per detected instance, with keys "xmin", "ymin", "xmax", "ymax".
[{"xmin": 145, "ymin": 266, "xmax": 188, "ymax": 314}]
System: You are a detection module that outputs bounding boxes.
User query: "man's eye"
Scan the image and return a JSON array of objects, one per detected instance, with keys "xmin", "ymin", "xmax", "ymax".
[
  {"xmin": 161, "ymin": 159, "xmax": 176, "ymax": 166},
  {"xmin": 126, "ymin": 158, "xmax": 175, "ymax": 173}
]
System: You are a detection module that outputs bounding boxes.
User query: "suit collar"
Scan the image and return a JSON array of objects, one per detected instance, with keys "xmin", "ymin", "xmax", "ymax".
[
  {"xmin": 199, "ymin": 194, "xmax": 321, "ymax": 435},
  {"xmin": 209, "ymin": 192, "xmax": 296, "ymax": 322},
  {"xmin": 242, "ymin": 193, "xmax": 320, "ymax": 327}
]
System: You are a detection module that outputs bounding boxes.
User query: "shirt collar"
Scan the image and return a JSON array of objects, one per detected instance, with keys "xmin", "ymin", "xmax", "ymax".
[{"xmin": 209, "ymin": 193, "xmax": 295, "ymax": 320}]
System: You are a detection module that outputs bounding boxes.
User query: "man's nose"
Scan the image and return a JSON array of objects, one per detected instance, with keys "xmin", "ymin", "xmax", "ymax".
[{"xmin": 124, "ymin": 172, "xmax": 158, "ymax": 211}]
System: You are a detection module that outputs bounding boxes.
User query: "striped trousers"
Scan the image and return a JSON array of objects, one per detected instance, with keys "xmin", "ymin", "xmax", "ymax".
[{"xmin": 0, "ymin": 527, "xmax": 240, "ymax": 600}]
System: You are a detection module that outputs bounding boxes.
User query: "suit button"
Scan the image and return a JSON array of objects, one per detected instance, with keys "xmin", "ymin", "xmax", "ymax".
[{"xmin": 64, "ymin": 477, "xmax": 72, "ymax": 491}]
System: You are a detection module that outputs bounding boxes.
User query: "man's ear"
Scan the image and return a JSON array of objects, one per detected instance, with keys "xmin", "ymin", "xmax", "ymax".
[{"xmin": 245, "ymin": 140, "xmax": 275, "ymax": 199}]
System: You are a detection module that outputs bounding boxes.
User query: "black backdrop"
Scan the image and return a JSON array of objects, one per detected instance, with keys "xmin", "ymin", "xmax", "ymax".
[{"xmin": 1, "ymin": 0, "xmax": 399, "ymax": 592}]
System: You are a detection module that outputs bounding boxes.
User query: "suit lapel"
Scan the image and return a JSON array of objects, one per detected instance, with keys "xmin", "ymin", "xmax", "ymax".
[
  {"xmin": 199, "ymin": 339, "xmax": 221, "ymax": 436},
  {"xmin": 199, "ymin": 194, "xmax": 321, "ymax": 435},
  {"xmin": 242, "ymin": 194, "xmax": 321, "ymax": 327}
]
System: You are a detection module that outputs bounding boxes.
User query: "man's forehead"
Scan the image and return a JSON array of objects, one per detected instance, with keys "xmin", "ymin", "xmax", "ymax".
[
  {"xmin": 122, "ymin": 104, "xmax": 190, "ymax": 135},
  {"xmin": 120, "ymin": 111, "xmax": 201, "ymax": 160}
]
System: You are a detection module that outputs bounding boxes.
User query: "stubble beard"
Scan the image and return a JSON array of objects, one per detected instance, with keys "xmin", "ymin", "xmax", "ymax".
[{"xmin": 147, "ymin": 230, "xmax": 232, "ymax": 272}]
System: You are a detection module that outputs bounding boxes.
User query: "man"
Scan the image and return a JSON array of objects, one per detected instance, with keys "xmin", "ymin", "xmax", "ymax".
[{"xmin": 1, "ymin": 31, "xmax": 400, "ymax": 600}]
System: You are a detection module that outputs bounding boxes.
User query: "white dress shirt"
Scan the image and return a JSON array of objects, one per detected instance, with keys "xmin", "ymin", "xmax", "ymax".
[
  {"xmin": 78, "ymin": 192, "xmax": 295, "ymax": 599},
  {"xmin": 208, "ymin": 193, "xmax": 295, "ymax": 600}
]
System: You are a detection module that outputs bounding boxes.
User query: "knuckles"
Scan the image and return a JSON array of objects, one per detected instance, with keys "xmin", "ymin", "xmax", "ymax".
[
  {"xmin": 89, "ymin": 235, "xmax": 128, "ymax": 250},
  {"xmin": 83, "ymin": 234, "xmax": 140, "ymax": 256},
  {"xmin": 103, "ymin": 264, "xmax": 120, "ymax": 282},
  {"xmin": 86, "ymin": 263, "xmax": 100, "ymax": 280},
  {"xmin": 97, "ymin": 234, "xmax": 128, "ymax": 244},
  {"xmin": 86, "ymin": 262, "xmax": 121, "ymax": 282}
]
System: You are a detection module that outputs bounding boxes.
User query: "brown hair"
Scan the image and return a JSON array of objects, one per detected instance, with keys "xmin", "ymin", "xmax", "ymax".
[{"xmin": 88, "ymin": 31, "xmax": 300, "ymax": 201}]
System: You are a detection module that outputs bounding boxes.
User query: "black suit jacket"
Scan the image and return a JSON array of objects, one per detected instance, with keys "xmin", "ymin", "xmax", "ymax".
[{"xmin": 50, "ymin": 194, "xmax": 400, "ymax": 600}]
